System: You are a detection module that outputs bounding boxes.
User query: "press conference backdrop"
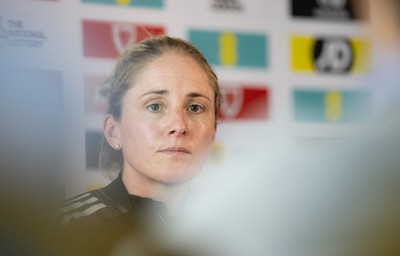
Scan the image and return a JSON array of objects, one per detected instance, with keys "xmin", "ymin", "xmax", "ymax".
[{"xmin": 0, "ymin": 0, "xmax": 373, "ymax": 196}]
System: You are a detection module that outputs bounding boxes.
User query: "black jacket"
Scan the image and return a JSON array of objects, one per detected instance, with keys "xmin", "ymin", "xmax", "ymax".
[{"xmin": 55, "ymin": 174, "xmax": 168, "ymax": 256}]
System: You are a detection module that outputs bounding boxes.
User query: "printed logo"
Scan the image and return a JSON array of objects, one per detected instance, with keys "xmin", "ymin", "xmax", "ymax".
[
  {"xmin": 81, "ymin": 0, "xmax": 164, "ymax": 8},
  {"xmin": 316, "ymin": 0, "xmax": 347, "ymax": 9},
  {"xmin": 220, "ymin": 86, "xmax": 244, "ymax": 119},
  {"xmin": 293, "ymin": 88, "xmax": 371, "ymax": 123},
  {"xmin": 111, "ymin": 23, "xmax": 136, "ymax": 55},
  {"xmin": 291, "ymin": 35, "xmax": 370, "ymax": 74},
  {"xmin": 189, "ymin": 29, "xmax": 268, "ymax": 68},
  {"xmin": 291, "ymin": 0, "xmax": 363, "ymax": 21},
  {"xmin": 0, "ymin": 14, "xmax": 56, "ymax": 52},
  {"xmin": 218, "ymin": 85, "xmax": 269, "ymax": 120},
  {"xmin": 84, "ymin": 74, "xmax": 108, "ymax": 115},
  {"xmin": 313, "ymin": 37, "xmax": 353, "ymax": 73},
  {"xmin": 211, "ymin": 0, "xmax": 244, "ymax": 11},
  {"xmin": 82, "ymin": 19, "xmax": 165, "ymax": 58}
]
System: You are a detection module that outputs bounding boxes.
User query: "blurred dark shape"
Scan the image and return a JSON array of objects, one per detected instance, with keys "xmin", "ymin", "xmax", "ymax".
[{"xmin": 85, "ymin": 130, "xmax": 102, "ymax": 170}]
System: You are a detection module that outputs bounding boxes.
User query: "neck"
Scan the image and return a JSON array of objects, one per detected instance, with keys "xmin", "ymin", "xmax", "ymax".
[{"xmin": 121, "ymin": 169, "xmax": 189, "ymax": 215}]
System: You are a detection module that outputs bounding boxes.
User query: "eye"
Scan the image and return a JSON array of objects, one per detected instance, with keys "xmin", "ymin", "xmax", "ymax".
[
  {"xmin": 187, "ymin": 104, "xmax": 204, "ymax": 114},
  {"xmin": 146, "ymin": 103, "xmax": 162, "ymax": 113}
]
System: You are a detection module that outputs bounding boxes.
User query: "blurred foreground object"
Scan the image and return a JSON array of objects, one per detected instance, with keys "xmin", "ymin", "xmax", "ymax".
[
  {"xmin": 0, "ymin": 67, "xmax": 65, "ymax": 255},
  {"xmin": 173, "ymin": 3, "xmax": 400, "ymax": 255}
]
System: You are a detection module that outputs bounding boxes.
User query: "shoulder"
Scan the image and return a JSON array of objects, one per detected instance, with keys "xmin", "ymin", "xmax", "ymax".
[{"xmin": 55, "ymin": 185, "xmax": 129, "ymax": 227}]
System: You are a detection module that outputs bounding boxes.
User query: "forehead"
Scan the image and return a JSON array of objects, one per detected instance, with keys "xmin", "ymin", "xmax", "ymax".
[
  {"xmin": 142, "ymin": 51, "xmax": 205, "ymax": 77},
  {"xmin": 130, "ymin": 52, "xmax": 213, "ymax": 96}
]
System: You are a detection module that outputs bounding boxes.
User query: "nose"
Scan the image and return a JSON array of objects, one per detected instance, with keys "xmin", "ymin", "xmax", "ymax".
[{"xmin": 167, "ymin": 109, "xmax": 188, "ymax": 137}]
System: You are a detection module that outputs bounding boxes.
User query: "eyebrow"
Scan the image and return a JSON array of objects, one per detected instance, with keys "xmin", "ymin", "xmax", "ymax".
[
  {"xmin": 139, "ymin": 90, "xmax": 211, "ymax": 102},
  {"xmin": 139, "ymin": 90, "xmax": 168, "ymax": 99},
  {"xmin": 187, "ymin": 92, "xmax": 211, "ymax": 102}
]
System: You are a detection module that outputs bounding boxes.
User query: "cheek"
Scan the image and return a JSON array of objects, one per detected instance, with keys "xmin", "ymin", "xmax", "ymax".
[
  {"xmin": 121, "ymin": 121, "xmax": 161, "ymax": 153},
  {"xmin": 197, "ymin": 123, "xmax": 216, "ymax": 149}
]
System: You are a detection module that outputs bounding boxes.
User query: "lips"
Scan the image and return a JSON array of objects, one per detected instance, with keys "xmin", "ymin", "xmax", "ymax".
[{"xmin": 159, "ymin": 147, "xmax": 191, "ymax": 154}]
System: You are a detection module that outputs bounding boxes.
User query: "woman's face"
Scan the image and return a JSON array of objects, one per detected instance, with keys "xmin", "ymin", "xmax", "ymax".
[{"xmin": 113, "ymin": 52, "xmax": 216, "ymax": 185}]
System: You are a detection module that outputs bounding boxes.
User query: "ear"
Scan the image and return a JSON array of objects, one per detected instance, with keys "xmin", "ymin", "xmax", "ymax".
[{"xmin": 103, "ymin": 114, "xmax": 121, "ymax": 149}]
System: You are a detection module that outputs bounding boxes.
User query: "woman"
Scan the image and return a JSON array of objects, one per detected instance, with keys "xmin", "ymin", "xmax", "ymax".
[{"xmin": 56, "ymin": 36, "xmax": 222, "ymax": 255}]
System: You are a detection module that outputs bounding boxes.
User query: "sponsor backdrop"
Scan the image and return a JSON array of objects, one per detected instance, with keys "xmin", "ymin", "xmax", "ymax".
[{"xmin": 0, "ymin": 0, "xmax": 373, "ymax": 196}]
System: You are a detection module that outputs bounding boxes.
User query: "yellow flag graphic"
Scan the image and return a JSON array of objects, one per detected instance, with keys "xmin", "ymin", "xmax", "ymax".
[
  {"xmin": 291, "ymin": 35, "xmax": 370, "ymax": 73},
  {"xmin": 325, "ymin": 91, "xmax": 342, "ymax": 122},
  {"xmin": 352, "ymin": 38, "xmax": 371, "ymax": 73},
  {"xmin": 219, "ymin": 32, "xmax": 238, "ymax": 66},
  {"xmin": 116, "ymin": 0, "xmax": 131, "ymax": 6},
  {"xmin": 291, "ymin": 36, "xmax": 314, "ymax": 71}
]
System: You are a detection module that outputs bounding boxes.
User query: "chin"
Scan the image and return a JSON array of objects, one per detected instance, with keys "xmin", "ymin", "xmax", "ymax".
[{"xmin": 158, "ymin": 167, "xmax": 202, "ymax": 185}]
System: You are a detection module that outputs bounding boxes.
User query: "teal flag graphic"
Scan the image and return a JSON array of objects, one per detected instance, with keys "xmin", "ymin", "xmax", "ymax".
[
  {"xmin": 81, "ymin": 0, "xmax": 163, "ymax": 8},
  {"xmin": 294, "ymin": 89, "xmax": 371, "ymax": 123},
  {"xmin": 189, "ymin": 30, "xmax": 268, "ymax": 68}
]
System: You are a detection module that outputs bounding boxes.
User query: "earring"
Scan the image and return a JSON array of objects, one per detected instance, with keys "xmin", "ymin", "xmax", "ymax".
[{"xmin": 115, "ymin": 144, "xmax": 121, "ymax": 150}]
